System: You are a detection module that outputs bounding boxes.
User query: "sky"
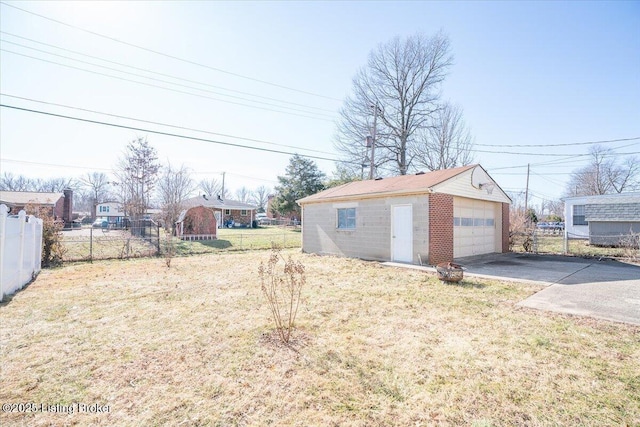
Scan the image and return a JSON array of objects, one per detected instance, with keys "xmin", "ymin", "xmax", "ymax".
[{"xmin": 1, "ymin": 0, "xmax": 639, "ymax": 211}]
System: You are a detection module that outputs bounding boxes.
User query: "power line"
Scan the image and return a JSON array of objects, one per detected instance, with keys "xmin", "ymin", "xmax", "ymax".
[
  {"xmin": 0, "ymin": 1, "xmax": 343, "ymax": 102},
  {"xmin": 0, "ymin": 158, "xmax": 112, "ymax": 172},
  {"xmin": 0, "ymin": 158, "xmax": 280, "ymax": 184},
  {"xmin": 0, "ymin": 34, "xmax": 337, "ymax": 114},
  {"xmin": 1, "ymin": 94, "xmax": 338, "ymax": 156},
  {"xmin": 487, "ymin": 142, "xmax": 640, "ymax": 171},
  {"xmin": 474, "ymin": 136, "xmax": 640, "ymax": 148},
  {"xmin": 0, "ymin": 104, "xmax": 354, "ymax": 165},
  {"xmin": 1, "ymin": 49, "xmax": 335, "ymax": 122}
]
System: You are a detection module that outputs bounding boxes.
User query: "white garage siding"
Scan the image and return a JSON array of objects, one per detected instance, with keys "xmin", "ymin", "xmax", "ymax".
[{"xmin": 453, "ymin": 197, "xmax": 499, "ymax": 258}]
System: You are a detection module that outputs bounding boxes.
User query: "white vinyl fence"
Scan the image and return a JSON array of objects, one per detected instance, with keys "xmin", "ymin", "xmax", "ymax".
[{"xmin": 0, "ymin": 204, "xmax": 43, "ymax": 301}]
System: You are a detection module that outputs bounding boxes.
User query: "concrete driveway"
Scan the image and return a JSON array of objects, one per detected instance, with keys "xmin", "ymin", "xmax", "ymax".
[{"xmin": 455, "ymin": 253, "xmax": 640, "ymax": 326}]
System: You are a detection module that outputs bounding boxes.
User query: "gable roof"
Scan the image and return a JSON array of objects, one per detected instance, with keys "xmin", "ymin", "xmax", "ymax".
[
  {"xmin": 298, "ymin": 165, "xmax": 477, "ymax": 204},
  {"xmin": 563, "ymin": 192, "xmax": 640, "ymax": 205},
  {"xmin": 0, "ymin": 191, "xmax": 64, "ymax": 206},
  {"xmin": 183, "ymin": 195, "xmax": 257, "ymax": 211}
]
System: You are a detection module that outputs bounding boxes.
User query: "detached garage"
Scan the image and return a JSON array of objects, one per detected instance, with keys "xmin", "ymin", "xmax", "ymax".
[{"xmin": 297, "ymin": 164, "xmax": 511, "ymax": 265}]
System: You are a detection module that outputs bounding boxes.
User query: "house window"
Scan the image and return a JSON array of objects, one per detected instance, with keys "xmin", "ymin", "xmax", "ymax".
[
  {"xmin": 337, "ymin": 208, "xmax": 356, "ymax": 229},
  {"xmin": 99, "ymin": 206, "xmax": 109, "ymax": 213},
  {"xmin": 224, "ymin": 209, "xmax": 230, "ymax": 215},
  {"xmin": 241, "ymin": 210, "xmax": 247, "ymax": 216},
  {"xmin": 573, "ymin": 205, "xmax": 587, "ymax": 226}
]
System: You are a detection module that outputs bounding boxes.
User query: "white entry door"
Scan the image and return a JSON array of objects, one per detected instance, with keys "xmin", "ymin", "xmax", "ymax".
[{"xmin": 392, "ymin": 205, "xmax": 413, "ymax": 263}]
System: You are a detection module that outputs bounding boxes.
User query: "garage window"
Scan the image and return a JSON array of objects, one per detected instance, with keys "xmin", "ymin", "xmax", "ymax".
[
  {"xmin": 573, "ymin": 205, "xmax": 587, "ymax": 225},
  {"xmin": 337, "ymin": 208, "xmax": 356, "ymax": 229},
  {"xmin": 454, "ymin": 217, "xmax": 494, "ymax": 227}
]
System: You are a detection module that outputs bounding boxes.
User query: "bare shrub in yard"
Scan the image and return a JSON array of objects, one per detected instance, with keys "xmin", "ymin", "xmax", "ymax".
[
  {"xmin": 620, "ymin": 231, "xmax": 640, "ymax": 262},
  {"xmin": 258, "ymin": 248, "xmax": 305, "ymax": 344},
  {"xmin": 509, "ymin": 208, "xmax": 534, "ymax": 252},
  {"xmin": 26, "ymin": 204, "xmax": 66, "ymax": 267},
  {"xmin": 162, "ymin": 233, "xmax": 177, "ymax": 267}
]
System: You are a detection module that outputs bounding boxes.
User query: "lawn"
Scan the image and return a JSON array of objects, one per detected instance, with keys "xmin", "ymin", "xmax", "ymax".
[
  {"xmin": 1, "ymin": 250, "xmax": 638, "ymax": 426},
  {"xmin": 173, "ymin": 226, "xmax": 301, "ymax": 255},
  {"xmin": 512, "ymin": 233, "xmax": 637, "ymax": 260}
]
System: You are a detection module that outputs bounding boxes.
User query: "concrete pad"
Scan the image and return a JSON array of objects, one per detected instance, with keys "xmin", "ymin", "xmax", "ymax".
[
  {"xmin": 384, "ymin": 253, "xmax": 640, "ymax": 326},
  {"xmin": 457, "ymin": 253, "xmax": 640, "ymax": 326}
]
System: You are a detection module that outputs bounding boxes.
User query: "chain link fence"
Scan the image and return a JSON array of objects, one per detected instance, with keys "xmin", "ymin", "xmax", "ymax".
[
  {"xmin": 62, "ymin": 224, "xmax": 301, "ymax": 262},
  {"xmin": 511, "ymin": 228, "xmax": 639, "ymax": 261},
  {"xmin": 62, "ymin": 221, "xmax": 160, "ymax": 262}
]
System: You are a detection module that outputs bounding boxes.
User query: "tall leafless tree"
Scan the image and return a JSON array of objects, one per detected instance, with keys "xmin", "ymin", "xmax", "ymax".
[
  {"xmin": 565, "ymin": 145, "xmax": 640, "ymax": 196},
  {"xmin": 80, "ymin": 172, "xmax": 112, "ymax": 204},
  {"xmin": 0, "ymin": 172, "xmax": 30, "ymax": 191},
  {"xmin": 251, "ymin": 185, "xmax": 270, "ymax": 212},
  {"xmin": 199, "ymin": 177, "xmax": 229, "ymax": 199},
  {"xmin": 235, "ymin": 186, "xmax": 250, "ymax": 203},
  {"xmin": 158, "ymin": 163, "xmax": 194, "ymax": 233},
  {"xmin": 114, "ymin": 137, "xmax": 161, "ymax": 219},
  {"xmin": 413, "ymin": 102, "xmax": 474, "ymax": 171},
  {"xmin": 335, "ymin": 32, "xmax": 453, "ymax": 176}
]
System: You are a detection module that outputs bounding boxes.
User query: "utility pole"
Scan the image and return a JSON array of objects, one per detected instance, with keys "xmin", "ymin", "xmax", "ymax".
[
  {"xmin": 368, "ymin": 103, "xmax": 378, "ymax": 180},
  {"xmin": 221, "ymin": 172, "xmax": 226, "ymax": 200},
  {"xmin": 524, "ymin": 163, "xmax": 530, "ymax": 214}
]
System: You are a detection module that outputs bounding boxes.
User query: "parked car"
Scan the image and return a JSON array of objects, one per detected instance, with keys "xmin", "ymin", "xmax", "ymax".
[
  {"xmin": 256, "ymin": 213, "xmax": 270, "ymax": 225},
  {"xmin": 92, "ymin": 218, "xmax": 108, "ymax": 228}
]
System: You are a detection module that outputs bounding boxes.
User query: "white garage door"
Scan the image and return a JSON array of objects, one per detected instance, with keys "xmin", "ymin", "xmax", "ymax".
[{"xmin": 453, "ymin": 197, "xmax": 497, "ymax": 258}]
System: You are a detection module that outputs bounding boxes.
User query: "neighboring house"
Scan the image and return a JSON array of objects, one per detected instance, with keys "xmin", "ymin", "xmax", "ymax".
[
  {"xmin": 0, "ymin": 189, "xmax": 73, "ymax": 226},
  {"xmin": 297, "ymin": 164, "xmax": 511, "ymax": 266},
  {"xmin": 563, "ymin": 193, "xmax": 640, "ymax": 246},
  {"xmin": 175, "ymin": 206, "xmax": 217, "ymax": 240},
  {"xmin": 266, "ymin": 194, "xmax": 298, "ymax": 224},
  {"xmin": 95, "ymin": 201, "xmax": 127, "ymax": 226},
  {"xmin": 182, "ymin": 195, "xmax": 257, "ymax": 227}
]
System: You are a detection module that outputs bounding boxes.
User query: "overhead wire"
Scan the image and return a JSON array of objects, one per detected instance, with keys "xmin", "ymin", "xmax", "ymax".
[
  {"xmin": 0, "ymin": 30, "xmax": 335, "ymax": 113},
  {"xmin": 1, "ymin": 49, "xmax": 336, "ymax": 122},
  {"xmin": 474, "ymin": 136, "xmax": 640, "ymax": 148},
  {"xmin": 0, "ymin": 103, "xmax": 355, "ymax": 165},
  {"xmin": 0, "ymin": 1, "xmax": 343, "ymax": 102},
  {"xmin": 0, "ymin": 94, "xmax": 338, "ymax": 156}
]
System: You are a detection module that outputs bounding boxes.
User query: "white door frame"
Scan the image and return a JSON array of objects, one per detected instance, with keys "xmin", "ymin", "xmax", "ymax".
[{"xmin": 391, "ymin": 204, "xmax": 413, "ymax": 263}]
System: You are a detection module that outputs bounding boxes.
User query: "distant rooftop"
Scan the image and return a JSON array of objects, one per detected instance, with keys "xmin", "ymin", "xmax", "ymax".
[{"xmin": 0, "ymin": 191, "xmax": 64, "ymax": 206}]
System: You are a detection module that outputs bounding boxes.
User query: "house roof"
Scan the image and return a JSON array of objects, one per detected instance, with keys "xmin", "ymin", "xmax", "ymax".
[
  {"xmin": 297, "ymin": 165, "xmax": 477, "ymax": 204},
  {"xmin": 563, "ymin": 192, "xmax": 640, "ymax": 205},
  {"xmin": 0, "ymin": 191, "xmax": 64, "ymax": 206},
  {"xmin": 183, "ymin": 195, "xmax": 257, "ymax": 211}
]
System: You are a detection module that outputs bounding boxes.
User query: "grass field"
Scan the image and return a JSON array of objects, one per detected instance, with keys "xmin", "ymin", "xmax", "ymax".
[
  {"xmin": 512, "ymin": 233, "xmax": 637, "ymax": 260},
  {"xmin": 1, "ymin": 250, "xmax": 638, "ymax": 426},
  {"xmin": 172, "ymin": 226, "xmax": 301, "ymax": 255}
]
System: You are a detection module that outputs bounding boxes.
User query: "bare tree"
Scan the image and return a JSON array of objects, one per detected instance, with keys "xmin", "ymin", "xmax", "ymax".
[
  {"xmin": 565, "ymin": 145, "xmax": 640, "ymax": 196},
  {"xmin": 235, "ymin": 186, "xmax": 250, "ymax": 203},
  {"xmin": 80, "ymin": 172, "xmax": 112, "ymax": 204},
  {"xmin": 335, "ymin": 32, "xmax": 453, "ymax": 176},
  {"xmin": 114, "ymin": 137, "xmax": 161, "ymax": 219},
  {"xmin": 251, "ymin": 185, "xmax": 270, "ymax": 212},
  {"xmin": 158, "ymin": 163, "xmax": 195, "ymax": 233},
  {"xmin": 199, "ymin": 177, "xmax": 228, "ymax": 199},
  {"xmin": 413, "ymin": 102, "xmax": 474, "ymax": 171},
  {"xmin": 33, "ymin": 177, "xmax": 77, "ymax": 192},
  {"xmin": 0, "ymin": 172, "xmax": 30, "ymax": 191}
]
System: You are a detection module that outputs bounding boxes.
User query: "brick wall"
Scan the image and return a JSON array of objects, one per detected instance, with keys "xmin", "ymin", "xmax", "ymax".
[
  {"xmin": 428, "ymin": 193, "xmax": 453, "ymax": 265},
  {"xmin": 502, "ymin": 202, "xmax": 510, "ymax": 253}
]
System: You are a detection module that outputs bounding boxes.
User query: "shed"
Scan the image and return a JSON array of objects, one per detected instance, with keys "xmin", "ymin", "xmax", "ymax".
[
  {"xmin": 563, "ymin": 192, "xmax": 640, "ymax": 246},
  {"xmin": 297, "ymin": 164, "xmax": 511, "ymax": 265},
  {"xmin": 176, "ymin": 206, "xmax": 217, "ymax": 241}
]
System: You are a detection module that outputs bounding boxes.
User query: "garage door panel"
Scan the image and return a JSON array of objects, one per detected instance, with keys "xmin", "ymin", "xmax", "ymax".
[{"xmin": 453, "ymin": 197, "xmax": 498, "ymax": 258}]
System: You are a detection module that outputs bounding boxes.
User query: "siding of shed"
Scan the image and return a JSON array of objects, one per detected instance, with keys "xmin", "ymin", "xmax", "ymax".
[
  {"xmin": 301, "ymin": 195, "xmax": 429, "ymax": 263},
  {"xmin": 588, "ymin": 222, "xmax": 640, "ymax": 246},
  {"xmin": 432, "ymin": 167, "xmax": 511, "ymax": 204}
]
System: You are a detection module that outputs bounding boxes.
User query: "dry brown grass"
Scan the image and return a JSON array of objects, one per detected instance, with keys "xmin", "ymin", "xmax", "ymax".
[{"xmin": 1, "ymin": 251, "xmax": 638, "ymax": 426}]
